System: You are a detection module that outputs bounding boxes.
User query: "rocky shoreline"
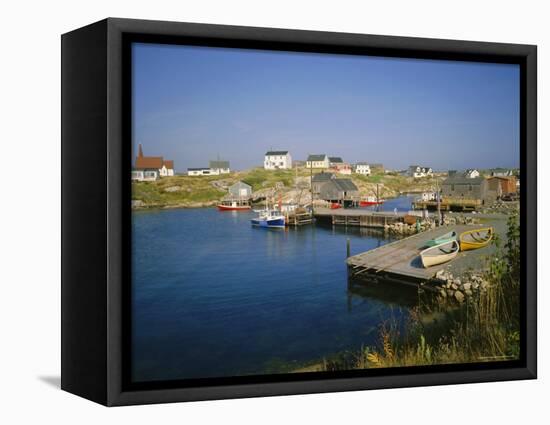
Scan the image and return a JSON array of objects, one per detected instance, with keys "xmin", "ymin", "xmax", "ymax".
[{"xmin": 434, "ymin": 269, "xmax": 491, "ymax": 303}]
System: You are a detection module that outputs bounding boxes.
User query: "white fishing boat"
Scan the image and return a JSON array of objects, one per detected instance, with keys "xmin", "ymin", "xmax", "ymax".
[{"xmin": 251, "ymin": 209, "xmax": 286, "ymax": 228}]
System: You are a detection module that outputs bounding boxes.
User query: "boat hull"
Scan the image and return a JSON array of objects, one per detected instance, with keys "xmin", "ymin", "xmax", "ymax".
[
  {"xmin": 424, "ymin": 231, "xmax": 457, "ymax": 248},
  {"xmin": 217, "ymin": 204, "xmax": 251, "ymax": 211},
  {"xmin": 420, "ymin": 240, "xmax": 459, "ymax": 268},
  {"xmin": 359, "ymin": 201, "xmax": 384, "ymax": 207},
  {"xmin": 251, "ymin": 217, "xmax": 286, "ymax": 228},
  {"xmin": 459, "ymin": 227, "xmax": 494, "ymax": 251}
]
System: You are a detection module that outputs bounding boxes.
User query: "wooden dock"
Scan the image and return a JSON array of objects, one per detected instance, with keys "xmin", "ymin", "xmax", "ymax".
[
  {"xmin": 285, "ymin": 211, "xmax": 314, "ymax": 226},
  {"xmin": 412, "ymin": 199, "xmax": 481, "ymax": 212},
  {"xmin": 347, "ymin": 224, "xmax": 490, "ymax": 287},
  {"xmin": 314, "ymin": 208, "xmax": 406, "ymax": 228}
]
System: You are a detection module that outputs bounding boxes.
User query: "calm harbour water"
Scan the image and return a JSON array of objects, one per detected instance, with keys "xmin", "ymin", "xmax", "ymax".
[{"xmin": 132, "ymin": 195, "xmax": 418, "ymax": 382}]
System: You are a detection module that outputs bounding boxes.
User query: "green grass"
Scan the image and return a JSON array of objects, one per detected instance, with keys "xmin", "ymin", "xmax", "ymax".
[
  {"xmin": 132, "ymin": 175, "xmax": 227, "ymax": 207},
  {"xmin": 236, "ymin": 167, "xmax": 296, "ymax": 191}
]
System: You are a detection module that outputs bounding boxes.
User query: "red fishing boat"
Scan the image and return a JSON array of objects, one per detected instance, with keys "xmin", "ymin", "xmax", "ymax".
[
  {"xmin": 217, "ymin": 199, "xmax": 251, "ymax": 211},
  {"xmin": 359, "ymin": 196, "xmax": 385, "ymax": 207}
]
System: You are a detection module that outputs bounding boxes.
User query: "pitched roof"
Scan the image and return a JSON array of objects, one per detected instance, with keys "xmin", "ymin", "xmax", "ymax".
[
  {"xmin": 355, "ymin": 162, "xmax": 370, "ymax": 166},
  {"xmin": 312, "ymin": 172, "xmax": 334, "ymax": 182},
  {"xmin": 230, "ymin": 181, "xmax": 252, "ymax": 189},
  {"xmin": 209, "ymin": 160, "xmax": 230, "ymax": 169},
  {"xmin": 135, "ymin": 156, "xmax": 164, "ymax": 170},
  {"xmin": 329, "ymin": 157, "xmax": 343, "ymax": 163},
  {"xmin": 265, "ymin": 151, "xmax": 288, "ymax": 155},
  {"xmin": 443, "ymin": 176, "xmax": 484, "ymax": 185},
  {"xmin": 163, "ymin": 160, "xmax": 174, "ymax": 169},
  {"xmin": 307, "ymin": 154, "xmax": 327, "ymax": 161},
  {"xmin": 333, "ymin": 179, "xmax": 358, "ymax": 191},
  {"xmin": 187, "ymin": 167, "xmax": 210, "ymax": 171}
]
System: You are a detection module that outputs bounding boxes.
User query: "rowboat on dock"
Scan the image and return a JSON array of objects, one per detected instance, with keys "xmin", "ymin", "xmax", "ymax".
[
  {"xmin": 459, "ymin": 227, "xmax": 494, "ymax": 251},
  {"xmin": 420, "ymin": 240, "xmax": 459, "ymax": 268},
  {"xmin": 251, "ymin": 209, "xmax": 286, "ymax": 228},
  {"xmin": 423, "ymin": 230, "xmax": 457, "ymax": 248},
  {"xmin": 217, "ymin": 199, "xmax": 251, "ymax": 211}
]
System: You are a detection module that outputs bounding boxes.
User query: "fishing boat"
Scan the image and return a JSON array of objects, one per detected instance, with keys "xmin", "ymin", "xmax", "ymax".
[
  {"xmin": 250, "ymin": 209, "xmax": 286, "ymax": 228},
  {"xmin": 420, "ymin": 240, "xmax": 459, "ymax": 268},
  {"xmin": 423, "ymin": 230, "xmax": 457, "ymax": 248},
  {"xmin": 359, "ymin": 196, "xmax": 385, "ymax": 207},
  {"xmin": 459, "ymin": 227, "xmax": 494, "ymax": 251},
  {"xmin": 217, "ymin": 199, "xmax": 251, "ymax": 211}
]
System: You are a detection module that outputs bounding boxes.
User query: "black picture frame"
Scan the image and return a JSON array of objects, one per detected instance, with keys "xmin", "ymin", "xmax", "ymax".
[{"xmin": 61, "ymin": 17, "xmax": 537, "ymax": 406}]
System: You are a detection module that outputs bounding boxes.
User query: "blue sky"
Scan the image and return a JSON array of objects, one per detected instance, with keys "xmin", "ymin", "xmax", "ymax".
[{"xmin": 132, "ymin": 43, "xmax": 520, "ymax": 172}]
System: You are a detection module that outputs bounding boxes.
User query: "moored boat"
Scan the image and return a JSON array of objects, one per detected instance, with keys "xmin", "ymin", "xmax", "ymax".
[
  {"xmin": 359, "ymin": 196, "xmax": 385, "ymax": 207},
  {"xmin": 420, "ymin": 240, "xmax": 459, "ymax": 268},
  {"xmin": 251, "ymin": 209, "xmax": 286, "ymax": 228},
  {"xmin": 217, "ymin": 199, "xmax": 251, "ymax": 211},
  {"xmin": 423, "ymin": 230, "xmax": 457, "ymax": 248},
  {"xmin": 459, "ymin": 227, "xmax": 494, "ymax": 251}
]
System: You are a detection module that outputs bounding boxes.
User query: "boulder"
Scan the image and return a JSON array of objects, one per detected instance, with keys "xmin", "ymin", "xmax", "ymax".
[
  {"xmin": 454, "ymin": 290, "xmax": 465, "ymax": 303},
  {"xmin": 463, "ymin": 283, "xmax": 472, "ymax": 291}
]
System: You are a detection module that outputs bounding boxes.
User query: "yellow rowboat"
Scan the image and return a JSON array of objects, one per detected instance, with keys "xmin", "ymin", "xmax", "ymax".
[
  {"xmin": 420, "ymin": 240, "xmax": 459, "ymax": 268},
  {"xmin": 459, "ymin": 227, "xmax": 494, "ymax": 251}
]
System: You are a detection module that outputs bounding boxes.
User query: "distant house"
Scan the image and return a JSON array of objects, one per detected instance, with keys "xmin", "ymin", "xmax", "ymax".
[
  {"xmin": 421, "ymin": 191, "xmax": 437, "ymax": 201},
  {"xmin": 131, "ymin": 169, "xmax": 158, "ymax": 182},
  {"xmin": 187, "ymin": 167, "xmax": 215, "ymax": 176},
  {"xmin": 441, "ymin": 176, "xmax": 484, "ymax": 199},
  {"xmin": 491, "ymin": 168, "xmax": 514, "ymax": 177},
  {"xmin": 464, "ymin": 169, "xmax": 480, "ymax": 179},
  {"xmin": 354, "ymin": 162, "xmax": 371, "ymax": 175},
  {"xmin": 328, "ymin": 157, "xmax": 351, "ymax": 175},
  {"xmin": 209, "ymin": 160, "xmax": 231, "ymax": 174},
  {"xmin": 264, "ymin": 151, "xmax": 292, "ymax": 170},
  {"xmin": 132, "ymin": 144, "xmax": 175, "ymax": 181},
  {"xmin": 408, "ymin": 165, "xmax": 433, "ymax": 178},
  {"xmin": 319, "ymin": 178, "xmax": 359, "ymax": 203},
  {"xmin": 311, "ymin": 172, "xmax": 335, "ymax": 195},
  {"xmin": 228, "ymin": 181, "xmax": 252, "ymax": 198},
  {"xmin": 306, "ymin": 154, "xmax": 330, "ymax": 169}
]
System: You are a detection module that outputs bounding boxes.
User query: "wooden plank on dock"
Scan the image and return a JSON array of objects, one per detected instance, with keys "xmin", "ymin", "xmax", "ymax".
[{"xmin": 347, "ymin": 224, "xmax": 490, "ymax": 282}]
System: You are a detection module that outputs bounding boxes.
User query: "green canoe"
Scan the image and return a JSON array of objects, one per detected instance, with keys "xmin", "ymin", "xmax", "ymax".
[{"xmin": 423, "ymin": 230, "xmax": 457, "ymax": 248}]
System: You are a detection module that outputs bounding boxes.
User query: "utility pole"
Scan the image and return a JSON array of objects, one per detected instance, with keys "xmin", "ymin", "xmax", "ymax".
[
  {"xmin": 310, "ymin": 157, "xmax": 314, "ymax": 216},
  {"xmin": 436, "ymin": 178, "xmax": 441, "ymax": 226}
]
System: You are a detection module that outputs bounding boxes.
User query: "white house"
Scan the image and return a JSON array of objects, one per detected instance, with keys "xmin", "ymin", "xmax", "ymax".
[
  {"xmin": 264, "ymin": 151, "xmax": 292, "ymax": 170},
  {"xmin": 464, "ymin": 169, "xmax": 480, "ymax": 179},
  {"xmin": 408, "ymin": 165, "xmax": 433, "ymax": 178},
  {"xmin": 187, "ymin": 167, "xmax": 219, "ymax": 176},
  {"xmin": 133, "ymin": 144, "xmax": 175, "ymax": 181},
  {"xmin": 209, "ymin": 160, "xmax": 231, "ymax": 174},
  {"xmin": 421, "ymin": 191, "xmax": 437, "ymax": 201},
  {"xmin": 131, "ymin": 170, "xmax": 158, "ymax": 182},
  {"xmin": 306, "ymin": 154, "xmax": 330, "ymax": 169},
  {"xmin": 354, "ymin": 162, "xmax": 371, "ymax": 175}
]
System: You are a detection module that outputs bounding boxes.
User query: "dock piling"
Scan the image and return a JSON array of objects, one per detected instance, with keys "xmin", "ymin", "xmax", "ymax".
[{"xmin": 346, "ymin": 238, "xmax": 351, "ymax": 258}]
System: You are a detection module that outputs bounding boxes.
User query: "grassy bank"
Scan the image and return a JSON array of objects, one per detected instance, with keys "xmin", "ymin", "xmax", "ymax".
[
  {"xmin": 132, "ymin": 167, "xmax": 443, "ymax": 209},
  {"xmin": 295, "ymin": 214, "xmax": 520, "ymax": 372}
]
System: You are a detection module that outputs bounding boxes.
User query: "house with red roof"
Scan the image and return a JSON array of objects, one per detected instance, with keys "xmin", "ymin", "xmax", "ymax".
[{"xmin": 131, "ymin": 144, "xmax": 175, "ymax": 181}]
